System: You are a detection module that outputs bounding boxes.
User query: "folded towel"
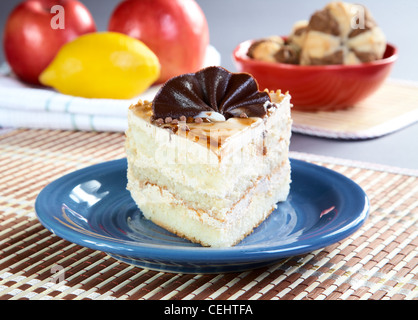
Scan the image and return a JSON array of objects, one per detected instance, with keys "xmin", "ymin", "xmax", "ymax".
[
  {"xmin": 0, "ymin": 83, "xmax": 159, "ymax": 132},
  {"xmin": 0, "ymin": 45, "xmax": 221, "ymax": 132}
]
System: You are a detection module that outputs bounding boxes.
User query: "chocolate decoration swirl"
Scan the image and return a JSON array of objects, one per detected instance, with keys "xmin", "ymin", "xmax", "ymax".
[{"xmin": 152, "ymin": 66, "xmax": 270, "ymax": 120}]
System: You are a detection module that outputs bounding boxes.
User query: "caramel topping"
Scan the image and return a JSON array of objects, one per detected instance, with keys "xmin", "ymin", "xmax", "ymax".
[
  {"xmin": 131, "ymin": 99, "xmax": 264, "ymax": 154},
  {"xmin": 180, "ymin": 117, "xmax": 260, "ymax": 152},
  {"xmin": 152, "ymin": 66, "xmax": 270, "ymax": 120},
  {"xmin": 131, "ymin": 90, "xmax": 288, "ymax": 159}
]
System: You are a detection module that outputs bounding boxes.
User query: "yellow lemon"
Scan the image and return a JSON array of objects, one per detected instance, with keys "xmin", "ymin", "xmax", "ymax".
[{"xmin": 39, "ymin": 32, "xmax": 160, "ymax": 99}]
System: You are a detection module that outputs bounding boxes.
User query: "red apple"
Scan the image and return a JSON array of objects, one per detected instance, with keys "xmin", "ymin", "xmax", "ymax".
[
  {"xmin": 3, "ymin": 0, "xmax": 96, "ymax": 85},
  {"xmin": 108, "ymin": 0, "xmax": 209, "ymax": 84}
]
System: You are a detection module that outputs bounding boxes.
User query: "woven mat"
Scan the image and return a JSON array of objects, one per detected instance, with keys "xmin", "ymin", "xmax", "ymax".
[
  {"xmin": 0, "ymin": 129, "xmax": 417, "ymax": 300},
  {"xmin": 292, "ymin": 80, "xmax": 418, "ymax": 139}
]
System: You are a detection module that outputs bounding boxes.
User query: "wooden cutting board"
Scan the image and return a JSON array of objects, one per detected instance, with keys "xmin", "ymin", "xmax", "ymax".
[{"xmin": 291, "ymin": 80, "xmax": 418, "ymax": 139}]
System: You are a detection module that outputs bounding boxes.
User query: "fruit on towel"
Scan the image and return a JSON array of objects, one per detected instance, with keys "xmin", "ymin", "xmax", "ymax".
[
  {"xmin": 39, "ymin": 32, "xmax": 161, "ymax": 99},
  {"xmin": 108, "ymin": 0, "xmax": 209, "ymax": 84},
  {"xmin": 4, "ymin": 0, "xmax": 96, "ymax": 85}
]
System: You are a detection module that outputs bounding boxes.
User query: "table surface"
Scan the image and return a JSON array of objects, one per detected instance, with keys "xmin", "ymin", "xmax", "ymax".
[
  {"xmin": 0, "ymin": 129, "xmax": 416, "ymax": 300},
  {"xmin": 0, "ymin": 0, "xmax": 417, "ymax": 170}
]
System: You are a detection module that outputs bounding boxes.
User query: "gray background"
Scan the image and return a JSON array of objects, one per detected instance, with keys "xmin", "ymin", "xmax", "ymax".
[{"xmin": 1, "ymin": 0, "xmax": 418, "ymax": 169}]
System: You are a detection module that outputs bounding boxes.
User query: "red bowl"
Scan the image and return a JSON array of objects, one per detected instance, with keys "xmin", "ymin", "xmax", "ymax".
[{"xmin": 233, "ymin": 39, "xmax": 398, "ymax": 111}]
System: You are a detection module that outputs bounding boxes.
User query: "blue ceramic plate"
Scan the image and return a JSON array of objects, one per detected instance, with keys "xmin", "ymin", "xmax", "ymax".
[{"xmin": 35, "ymin": 158, "xmax": 369, "ymax": 274}]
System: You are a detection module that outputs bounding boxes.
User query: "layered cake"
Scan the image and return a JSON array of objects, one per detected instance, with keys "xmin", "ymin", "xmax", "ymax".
[{"xmin": 125, "ymin": 66, "xmax": 292, "ymax": 247}]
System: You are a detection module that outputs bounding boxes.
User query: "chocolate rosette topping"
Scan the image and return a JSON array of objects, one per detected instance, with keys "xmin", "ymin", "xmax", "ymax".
[{"xmin": 152, "ymin": 66, "xmax": 270, "ymax": 120}]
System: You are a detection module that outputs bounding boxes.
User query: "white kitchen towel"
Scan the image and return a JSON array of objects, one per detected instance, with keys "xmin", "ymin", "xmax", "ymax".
[{"xmin": 0, "ymin": 45, "xmax": 221, "ymax": 132}]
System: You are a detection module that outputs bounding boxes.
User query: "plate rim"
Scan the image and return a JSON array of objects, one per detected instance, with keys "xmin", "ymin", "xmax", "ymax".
[{"xmin": 35, "ymin": 158, "xmax": 370, "ymax": 265}]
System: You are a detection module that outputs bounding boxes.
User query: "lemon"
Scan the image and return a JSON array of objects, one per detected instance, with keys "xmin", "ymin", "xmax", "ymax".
[{"xmin": 39, "ymin": 32, "xmax": 160, "ymax": 99}]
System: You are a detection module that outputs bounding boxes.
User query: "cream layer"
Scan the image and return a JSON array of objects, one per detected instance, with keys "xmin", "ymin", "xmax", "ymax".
[{"xmin": 127, "ymin": 162, "xmax": 291, "ymax": 247}]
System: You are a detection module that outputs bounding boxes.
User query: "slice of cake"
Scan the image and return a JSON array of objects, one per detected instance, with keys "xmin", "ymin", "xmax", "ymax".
[{"xmin": 125, "ymin": 66, "xmax": 292, "ymax": 247}]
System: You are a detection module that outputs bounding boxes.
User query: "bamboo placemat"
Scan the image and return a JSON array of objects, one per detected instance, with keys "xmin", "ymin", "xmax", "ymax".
[
  {"xmin": 292, "ymin": 81, "xmax": 418, "ymax": 139},
  {"xmin": 0, "ymin": 129, "xmax": 417, "ymax": 300}
]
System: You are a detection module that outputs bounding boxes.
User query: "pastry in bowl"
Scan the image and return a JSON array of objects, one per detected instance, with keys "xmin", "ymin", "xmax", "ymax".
[
  {"xmin": 247, "ymin": 1, "xmax": 387, "ymax": 66},
  {"xmin": 234, "ymin": 2, "xmax": 396, "ymax": 110},
  {"xmin": 247, "ymin": 36, "xmax": 300, "ymax": 65},
  {"xmin": 300, "ymin": 2, "xmax": 387, "ymax": 65}
]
